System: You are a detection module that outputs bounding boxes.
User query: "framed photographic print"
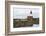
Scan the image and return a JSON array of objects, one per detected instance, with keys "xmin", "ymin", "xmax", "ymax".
[{"xmin": 5, "ymin": 1, "xmax": 45, "ymax": 36}]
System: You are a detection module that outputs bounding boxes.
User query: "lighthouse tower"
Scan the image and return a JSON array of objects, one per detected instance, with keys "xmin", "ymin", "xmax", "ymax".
[
  {"xmin": 29, "ymin": 11, "xmax": 32, "ymax": 16},
  {"xmin": 27, "ymin": 11, "xmax": 33, "ymax": 26},
  {"xmin": 27, "ymin": 11, "xmax": 33, "ymax": 21}
]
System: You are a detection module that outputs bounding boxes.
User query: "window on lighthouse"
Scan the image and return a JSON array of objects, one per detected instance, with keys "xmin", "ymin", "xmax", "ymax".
[
  {"xmin": 30, "ymin": 11, "xmax": 32, "ymax": 14},
  {"xmin": 29, "ymin": 11, "xmax": 32, "ymax": 16}
]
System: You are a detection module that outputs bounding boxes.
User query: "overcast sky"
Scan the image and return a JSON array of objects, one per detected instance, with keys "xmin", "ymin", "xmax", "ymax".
[{"xmin": 13, "ymin": 8, "xmax": 40, "ymax": 19}]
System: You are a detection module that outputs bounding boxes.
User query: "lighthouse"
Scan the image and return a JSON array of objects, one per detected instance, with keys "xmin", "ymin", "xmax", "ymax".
[
  {"xmin": 26, "ymin": 11, "xmax": 33, "ymax": 26},
  {"xmin": 29, "ymin": 11, "xmax": 32, "ymax": 16},
  {"xmin": 27, "ymin": 11, "xmax": 33, "ymax": 20}
]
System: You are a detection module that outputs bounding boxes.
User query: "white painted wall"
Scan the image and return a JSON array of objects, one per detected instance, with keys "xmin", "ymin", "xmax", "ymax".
[{"xmin": 0, "ymin": 0, "xmax": 46, "ymax": 36}]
